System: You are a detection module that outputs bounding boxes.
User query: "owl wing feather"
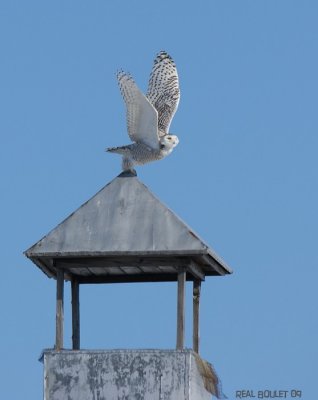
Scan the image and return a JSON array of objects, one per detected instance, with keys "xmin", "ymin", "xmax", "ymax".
[
  {"xmin": 117, "ymin": 71, "xmax": 160, "ymax": 150},
  {"xmin": 146, "ymin": 51, "xmax": 180, "ymax": 135}
]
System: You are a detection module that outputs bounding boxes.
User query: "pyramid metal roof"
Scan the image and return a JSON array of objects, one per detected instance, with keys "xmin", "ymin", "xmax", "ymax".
[{"xmin": 25, "ymin": 171, "xmax": 232, "ymax": 283}]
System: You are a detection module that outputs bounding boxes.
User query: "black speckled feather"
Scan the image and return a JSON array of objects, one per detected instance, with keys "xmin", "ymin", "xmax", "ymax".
[{"xmin": 146, "ymin": 51, "xmax": 180, "ymax": 135}]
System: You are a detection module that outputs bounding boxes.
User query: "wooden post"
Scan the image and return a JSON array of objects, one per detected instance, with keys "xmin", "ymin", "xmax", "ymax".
[
  {"xmin": 71, "ymin": 278, "xmax": 80, "ymax": 350},
  {"xmin": 176, "ymin": 269, "xmax": 186, "ymax": 350},
  {"xmin": 55, "ymin": 269, "xmax": 64, "ymax": 350},
  {"xmin": 193, "ymin": 280, "xmax": 201, "ymax": 353}
]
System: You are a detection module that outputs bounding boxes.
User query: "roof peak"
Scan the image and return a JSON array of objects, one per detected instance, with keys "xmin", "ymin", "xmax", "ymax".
[{"xmin": 117, "ymin": 169, "xmax": 137, "ymax": 178}]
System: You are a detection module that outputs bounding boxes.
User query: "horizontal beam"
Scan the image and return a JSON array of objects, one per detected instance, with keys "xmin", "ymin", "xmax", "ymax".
[
  {"xmin": 27, "ymin": 250, "xmax": 210, "ymax": 258},
  {"xmin": 53, "ymin": 258, "xmax": 207, "ymax": 283},
  {"xmin": 55, "ymin": 256, "xmax": 194, "ymax": 269},
  {"xmin": 76, "ymin": 272, "xmax": 199, "ymax": 284}
]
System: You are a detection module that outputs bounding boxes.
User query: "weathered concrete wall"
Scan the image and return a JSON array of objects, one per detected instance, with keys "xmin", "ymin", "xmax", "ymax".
[{"xmin": 43, "ymin": 349, "xmax": 212, "ymax": 400}]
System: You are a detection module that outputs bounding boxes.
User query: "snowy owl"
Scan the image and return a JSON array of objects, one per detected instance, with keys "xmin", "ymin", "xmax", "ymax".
[{"xmin": 106, "ymin": 51, "xmax": 180, "ymax": 171}]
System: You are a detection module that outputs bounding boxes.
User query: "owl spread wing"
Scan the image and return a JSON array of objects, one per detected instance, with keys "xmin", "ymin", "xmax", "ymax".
[
  {"xmin": 117, "ymin": 71, "xmax": 160, "ymax": 150},
  {"xmin": 146, "ymin": 51, "xmax": 180, "ymax": 136}
]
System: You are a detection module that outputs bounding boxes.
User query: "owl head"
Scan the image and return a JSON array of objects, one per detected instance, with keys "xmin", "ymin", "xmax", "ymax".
[{"xmin": 160, "ymin": 135, "xmax": 179, "ymax": 150}]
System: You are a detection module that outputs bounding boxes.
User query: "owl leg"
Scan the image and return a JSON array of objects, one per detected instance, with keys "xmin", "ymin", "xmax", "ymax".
[{"xmin": 122, "ymin": 156, "xmax": 134, "ymax": 172}]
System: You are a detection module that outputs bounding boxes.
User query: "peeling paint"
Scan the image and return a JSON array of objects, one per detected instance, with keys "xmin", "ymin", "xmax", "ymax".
[{"xmin": 43, "ymin": 349, "xmax": 212, "ymax": 400}]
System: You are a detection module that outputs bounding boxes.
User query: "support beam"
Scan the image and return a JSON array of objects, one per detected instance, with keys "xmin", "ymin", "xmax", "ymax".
[
  {"xmin": 55, "ymin": 269, "xmax": 64, "ymax": 350},
  {"xmin": 176, "ymin": 269, "xmax": 186, "ymax": 350},
  {"xmin": 193, "ymin": 280, "xmax": 201, "ymax": 353},
  {"xmin": 71, "ymin": 278, "xmax": 80, "ymax": 350},
  {"xmin": 188, "ymin": 260, "xmax": 205, "ymax": 281}
]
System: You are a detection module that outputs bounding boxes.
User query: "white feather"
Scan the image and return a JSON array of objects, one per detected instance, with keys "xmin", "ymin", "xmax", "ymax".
[{"xmin": 117, "ymin": 71, "xmax": 160, "ymax": 150}]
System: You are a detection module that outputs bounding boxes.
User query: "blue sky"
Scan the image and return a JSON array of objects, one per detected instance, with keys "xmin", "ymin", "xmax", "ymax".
[{"xmin": 1, "ymin": 1, "xmax": 317, "ymax": 398}]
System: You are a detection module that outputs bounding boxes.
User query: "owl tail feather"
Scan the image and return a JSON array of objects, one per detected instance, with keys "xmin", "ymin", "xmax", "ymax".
[{"xmin": 105, "ymin": 145, "xmax": 130, "ymax": 155}]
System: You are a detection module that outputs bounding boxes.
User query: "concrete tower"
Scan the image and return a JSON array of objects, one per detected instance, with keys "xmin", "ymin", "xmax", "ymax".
[{"xmin": 25, "ymin": 171, "xmax": 232, "ymax": 399}]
